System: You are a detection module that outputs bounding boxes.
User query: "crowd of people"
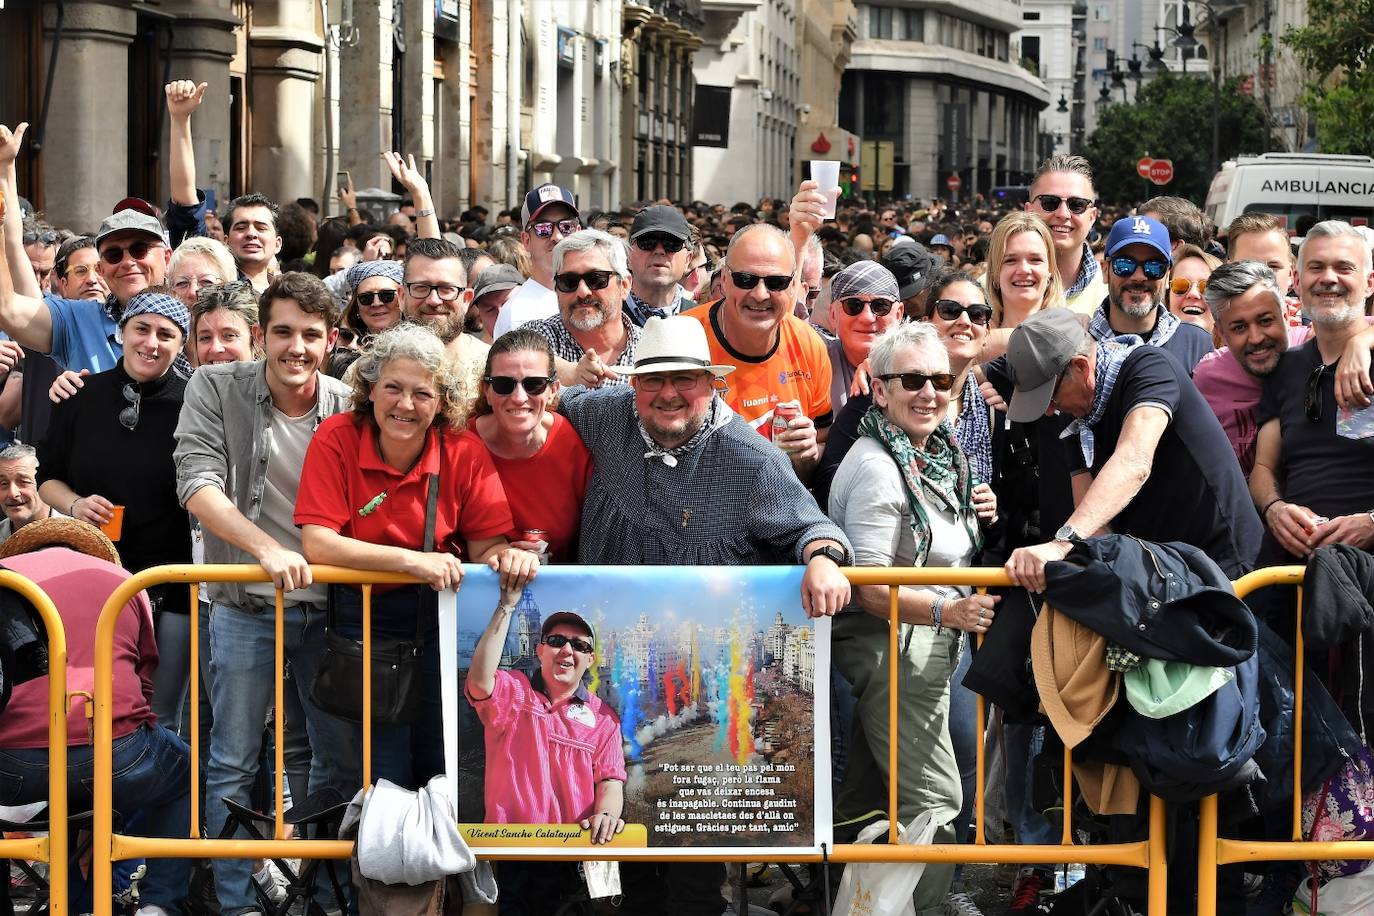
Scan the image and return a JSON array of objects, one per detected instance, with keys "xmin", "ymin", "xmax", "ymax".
[{"xmin": 0, "ymin": 75, "xmax": 1370, "ymax": 916}]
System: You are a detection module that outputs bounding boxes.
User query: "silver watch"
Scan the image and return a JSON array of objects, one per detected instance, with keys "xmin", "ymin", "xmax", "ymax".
[{"xmin": 1053, "ymin": 524, "xmax": 1081, "ymax": 542}]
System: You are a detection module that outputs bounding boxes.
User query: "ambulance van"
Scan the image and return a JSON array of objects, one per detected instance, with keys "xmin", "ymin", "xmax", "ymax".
[{"xmin": 1204, "ymin": 152, "xmax": 1374, "ymax": 236}]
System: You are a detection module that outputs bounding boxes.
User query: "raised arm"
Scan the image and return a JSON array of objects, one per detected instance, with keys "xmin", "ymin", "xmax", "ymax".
[
  {"xmin": 465, "ymin": 582, "xmax": 525, "ymax": 701},
  {"xmin": 0, "ymin": 130, "xmax": 53, "ymax": 353},
  {"xmin": 166, "ymin": 80, "xmax": 207, "ymax": 207},
  {"xmin": 383, "ymin": 152, "xmax": 440, "ymax": 239}
]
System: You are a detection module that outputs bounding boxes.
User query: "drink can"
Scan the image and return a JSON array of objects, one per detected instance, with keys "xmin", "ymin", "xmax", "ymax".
[
  {"xmin": 523, "ymin": 529, "xmax": 549, "ymax": 560},
  {"xmin": 771, "ymin": 401, "xmax": 801, "ymax": 442}
]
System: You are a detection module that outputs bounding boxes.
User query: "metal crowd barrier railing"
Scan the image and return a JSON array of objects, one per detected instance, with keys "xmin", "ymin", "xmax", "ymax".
[
  {"xmin": 1196, "ymin": 565, "xmax": 1340, "ymax": 916},
  {"xmin": 0, "ymin": 571, "xmax": 69, "ymax": 915},
  {"xmin": 87, "ymin": 564, "xmax": 1179, "ymax": 916}
]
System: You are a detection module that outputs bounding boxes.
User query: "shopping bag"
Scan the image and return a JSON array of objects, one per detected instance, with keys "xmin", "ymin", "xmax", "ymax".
[
  {"xmin": 831, "ymin": 811, "xmax": 938, "ymax": 916},
  {"xmin": 1293, "ymin": 869, "xmax": 1374, "ymax": 915}
]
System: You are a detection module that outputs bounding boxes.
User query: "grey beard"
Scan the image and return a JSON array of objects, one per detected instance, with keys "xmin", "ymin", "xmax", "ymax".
[
  {"xmin": 1305, "ymin": 303, "xmax": 1361, "ymax": 327},
  {"xmin": 567, "ymin": 308, "xmax": 609, "ymax": 332}
]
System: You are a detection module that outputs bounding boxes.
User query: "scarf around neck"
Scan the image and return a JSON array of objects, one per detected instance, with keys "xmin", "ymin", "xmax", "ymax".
[
  {"xmin": 858, "ymin": 406, "xmax": 982, "ymax": 565},
  {"xmin": 1060, "ymin": 335, "xmax": 1142, "ymax": 466},
  {"xmin": 1090, "ymin": 301, "xmax": 1180, "ymax": 348}
]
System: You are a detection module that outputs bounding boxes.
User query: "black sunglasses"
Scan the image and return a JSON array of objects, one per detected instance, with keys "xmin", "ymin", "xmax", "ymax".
[
  {"xmin": 729, "ymin": 270, "xmax": 793, "ymax": 292},
  {"xmin": 100, "ymin": 240, "xmax": 158, "ymax": 265},
  {"xmin": 932, "ymin": 299, "xmax": 993, "ymax": 326},
  {"xmin": 553, "ymin": 270, "xmax": 615, "ymax": 294},
  {"xmin": 840, "ymin": 297, "xmax": 896, "ymax": 317},
  {"xmin": 1109, "ymin": 255, "xmax": 1169, "ymax": 281},
  {"xmin": 119, "ymin": 383, "xmax": 141, "ymax": 430},
  {"xmin": 1305, "ymin": 362, "xmax": 1331, "ymax": 421},
  {"xmin": 543, "ymin": 633, "xmax": 594, "ymax": 653},
  {"xmin": 531, "ymin": 219, "xmax": 581, "ymax": 239},
  {"xmin": 1032, "ymin": 194, "xmax": 1095, "ymax": 215},
  {"xmin": 23, "ymin": 229, "xmax": 58, "ymax": 246},
  {"xmin": 878, "ymin": 372, "xmax": 957, "ymax": 392},
  {"xmin": 355, "ymin": 289, "xmax": 398, "ymax": 307},
  {"xmin": 486, "ymin": 375, "xmax": 555, "ymax": 396},
  {"xmin": 633, "ymin": 235, "xmax": 686, "ymax": 254}
]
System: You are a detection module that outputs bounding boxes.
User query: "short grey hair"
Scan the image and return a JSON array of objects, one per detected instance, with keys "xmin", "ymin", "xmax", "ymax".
[
  {"xmin": 349, "ymin": 322, "xmax": 469, "ymax": 429},
  {"xmin": 1299, "ymin": 220, "xmax": 1372, "ymax": 274},
  {"xmin": 553, "ymin": 229, "xmax": 629, "ymax": 278},
  {"xmin": 1203, "ymin": 260, "xmax": 1285, "ymax": 323},
  {"xmin": 869, "ymin": 320, "xmax": 948, "ymax": 378},
  {"xmin": 0, "ymin": 443, "xmax": 37, "ymax": 465}
]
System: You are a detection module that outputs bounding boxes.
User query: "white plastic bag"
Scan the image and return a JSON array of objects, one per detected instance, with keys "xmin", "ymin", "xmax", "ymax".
[{"xmin": 831, "ymin": 811, "xmax": 938, "ymax": 916}]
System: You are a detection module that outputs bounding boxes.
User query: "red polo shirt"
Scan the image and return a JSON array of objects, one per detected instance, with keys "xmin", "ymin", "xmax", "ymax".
[{"xmin": 295, "ymin": 413, "xmax": 514, "ymax": 555}]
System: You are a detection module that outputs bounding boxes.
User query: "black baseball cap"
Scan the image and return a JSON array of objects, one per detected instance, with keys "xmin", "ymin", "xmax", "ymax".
[
  {"xmin": 630, "ymin": 205, "xmax": 691, "ymax": 242},
  {"xmin": 541, "ymin": 611, "xmax": 594, "ymax": 641},
  {"xmin": 880, "ymin": 244, "xmax": 942, "ymax": 300}
]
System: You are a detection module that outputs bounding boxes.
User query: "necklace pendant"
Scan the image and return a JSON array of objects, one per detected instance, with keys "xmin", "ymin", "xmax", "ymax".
[{"xmin": 681, "ymin": 508, "xmax": 693, "ymax": 527}]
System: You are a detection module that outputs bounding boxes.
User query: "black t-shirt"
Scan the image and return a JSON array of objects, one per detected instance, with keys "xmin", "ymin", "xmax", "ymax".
[
  {"xmin": 18, "ymin": 348, "xmax": 61, "ymax": 445},
  {"xmin": 1066, "ymin": 347, "xmax": 1261, "ymax": 576},
  {"xmin": 1257, "ymin": 338, "xmax": 1374, "ymax": 525},
  {"xmin": 36, "ymin": 361, "xmax": 191, "ymax": 576}
]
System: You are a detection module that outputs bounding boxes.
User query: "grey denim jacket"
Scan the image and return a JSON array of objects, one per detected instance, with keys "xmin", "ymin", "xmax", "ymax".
[{"xmin": 174, "ymin": 361, "xmax": 352, "ymax": 610}]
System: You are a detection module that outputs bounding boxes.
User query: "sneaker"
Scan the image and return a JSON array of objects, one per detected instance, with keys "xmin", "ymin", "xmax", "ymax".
[
  {"xmin": 253, "ymin": 861, "xmax": 290, "ymax": 907},
  {"xmin": 1005, "ymin": 868, "xmax": 1053, "ymax": 914},
  {"xmin": 946, "ymin": 891, "xmax": 985, "ymax": 916}
]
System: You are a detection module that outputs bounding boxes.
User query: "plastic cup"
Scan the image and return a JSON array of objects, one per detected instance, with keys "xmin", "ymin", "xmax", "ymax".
[
  {"xmin": 810, "ymin": 160, "xmax": 841, "ymax": 219},
  {"xmin": 100, "ymin": 505, "xmax": 125, "ymax": 542}
]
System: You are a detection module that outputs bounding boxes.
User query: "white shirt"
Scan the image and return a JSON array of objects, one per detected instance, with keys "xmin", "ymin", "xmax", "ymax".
[{"xmin": 492, "ymin": 278, "xmax": 557, "ymax": 338}]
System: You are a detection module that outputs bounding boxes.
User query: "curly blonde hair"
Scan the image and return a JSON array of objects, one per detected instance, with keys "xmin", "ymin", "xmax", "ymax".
[{"xmin": 348, "ymin": 323, "xmax": 471, "ymax": 430}]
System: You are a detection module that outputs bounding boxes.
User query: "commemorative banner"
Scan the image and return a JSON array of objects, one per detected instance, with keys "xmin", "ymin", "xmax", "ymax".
[{"xmin": 439, "ymin": 565, "xmax": 832, "ymax": 856}]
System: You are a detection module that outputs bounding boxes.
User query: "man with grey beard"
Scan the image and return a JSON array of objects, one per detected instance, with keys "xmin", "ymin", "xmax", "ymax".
[
  {"xmin": 525, "ymin": 229, "xmax": 641, "ymax": 388},
  {"xmin": 1251, "ymin": 220, "xmax": 1374, "ymax": 562},
  {"xmin": 1089, "ymin": 214, "xmax": 1213, "ymax": 373}
]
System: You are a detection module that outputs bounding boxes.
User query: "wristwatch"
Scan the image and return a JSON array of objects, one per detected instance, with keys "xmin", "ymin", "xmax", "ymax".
[
  {"xmin": 1053, "ymin": 524, "xmax": 1082, "ymax": 543},
  {"xmin": 810, "ymin": 544, "xmax": 850, "ymax": 567}
]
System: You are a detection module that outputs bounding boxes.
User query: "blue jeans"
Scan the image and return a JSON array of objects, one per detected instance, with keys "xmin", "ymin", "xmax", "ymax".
[
  {"xmin": 1004, "ymin": 721, "xmax": 1056, "ymax": 846},
  {"xmin": 0, "ymin": 724, "xmax": 191, "ymax": 913},
  {"xmin": 948, "ymin": 638, "xmax": 977, "ymax": 844},
  {"xmin": 332, "ymin": 586, "xmax": 444, "ymax": 791},
  {"xmin": 206, "ymin": 601, "xmax": 358, "ymax": 916}
]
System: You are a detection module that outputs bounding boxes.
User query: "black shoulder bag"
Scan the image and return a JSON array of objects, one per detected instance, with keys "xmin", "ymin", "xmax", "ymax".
[{"xmin": 309, "ymin": 454, "xmax": 440, "ymax": 725}]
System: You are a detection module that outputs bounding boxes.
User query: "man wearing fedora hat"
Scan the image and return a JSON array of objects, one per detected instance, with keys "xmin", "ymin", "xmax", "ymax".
[{"xmin": 558, "ymin": 313, "xmax": 851, "ymax": 914}]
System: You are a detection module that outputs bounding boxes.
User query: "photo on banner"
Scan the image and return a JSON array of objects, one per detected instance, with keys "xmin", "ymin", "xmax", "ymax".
[{"xmin": 439, "ymin": 564, "xmax": 832, "ymax": 856}]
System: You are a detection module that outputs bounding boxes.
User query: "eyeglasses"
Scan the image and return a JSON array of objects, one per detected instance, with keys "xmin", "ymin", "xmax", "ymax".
[
  {"xmin": 404, "ymin": 282, "xmax": 465, "ymax": 301},
  {"xmin": 119, "ymin": 383, "xmax": 141, "ymax": 430},
  {"xmin": 805, "ymin": 286, "xmax": 822, "ymax": 302},
  {"xmin": 530, "ymin": 219, "xmax": 581, "ymax": 239},
  {"xmin": 553, "ymin": 270, "xmax": 615, "ymax": 294},
  {"xmin": 1110, "ymin": 255, "xmax": 1169, "ymax": 281},
  {"xmin": 728, "ymin": 270, "xmax": 794, "ymax": 292},
  {"xmin": 1305, "ymin": 362, "xmax": 1330, "ymax": 421},
  {"xmin": 65, "ymin": 264, "xmax": 97, "ymax": 281},
  {"xmin": 632, "ymin": 235, "xmax": 686, "ymax": 254},
  {"xmin": 543, "ymin": 633, "xmax": 594, "ymax": 653},
  {"xmin": 637, "ymin": 372, "xmax": 711, "ymax": 392},
  {"xmin": 1169, "ymin": 278, "xmax": 1209, "ymax": 297},
  {"xmin": 932, "ymin": 299, "xmax": 994, "ymax": 326},
  {"xmin": 1032, "ymin": 194, "xmax": 1095, "ymax": 215},
  {"xmin": 878, "ymin": 371, "xmax": 956, "ymax": 392},
  {"xmin": 100, "ymin": 240, "xmax": 160, "ymax": 265},
  {"xmin": 485, "ymin": 375, "xmax": 555, "ymax": 396},
  {"xmin": 23, "ymin": 229, "xmax": 58, "ymax": 246},
  {"xmin": 171, "ymin": 275, "xmax": 223, "ymax": 293},
  {"xmin": 356, "ymin": 289, "xmax": 399, "ymax": 307},
  {"xmin": 840, "ymin": 297, "xmax": 896, "ymax": 317}
]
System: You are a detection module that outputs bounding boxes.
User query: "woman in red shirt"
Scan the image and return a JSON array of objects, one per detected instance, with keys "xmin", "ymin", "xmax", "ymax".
[
  {"xmin": 296, "ymin": 322, "xmax": 537, "ymax": 788},
  {"xmin": 461, "ymin": 329, "xmax": 592, "ymax": 563}
]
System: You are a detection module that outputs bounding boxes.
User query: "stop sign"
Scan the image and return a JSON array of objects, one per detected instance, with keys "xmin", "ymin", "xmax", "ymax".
[
  {"xmin": 1149, "ymin": 159, "xmax": 1174, "ymax": 185},
  {"xmin": 1137, "ymin": 157, "xmax": 1154, "ymax": 179},
  {"xmin": 946, "ymin": 174, "xmax": 962, "ymax": 192}
]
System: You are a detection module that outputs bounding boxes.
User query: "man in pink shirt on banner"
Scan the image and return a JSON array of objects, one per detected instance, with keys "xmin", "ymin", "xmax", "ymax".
[{"xmin": 467, "ymin": 582, "xmax": 627, "ymax": 912}]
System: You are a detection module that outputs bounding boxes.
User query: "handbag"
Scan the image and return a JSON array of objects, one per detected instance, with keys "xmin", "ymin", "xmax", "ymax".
[
  {"xmin": 830, "ymin": 812, "xmax": 937, "ymax": 916},
  {"xmin": 309, "ymin": 451, "xmax": 440, "ymax": 725}
]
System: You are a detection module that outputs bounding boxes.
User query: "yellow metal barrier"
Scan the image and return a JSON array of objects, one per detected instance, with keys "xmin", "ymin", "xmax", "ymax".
[
  {"xmin": 90, "ymin": 564, "xmax": 1171, "ymax": 915},
  {"xmin": 1197, "ymin": 565, "xmax": 1325, "ymax": 916},
  {"xmin": 0, "ymin": 571, "xmax": 70, "ymax": 915}
]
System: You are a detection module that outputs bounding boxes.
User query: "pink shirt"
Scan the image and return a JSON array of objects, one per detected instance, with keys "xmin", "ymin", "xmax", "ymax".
[
  {"xmin": 0, "ymin": 549, "xmax": 158, "ymax": 748},
  {"xmin": 1193, "ymin": 326, "xmax": 1312, "ymax": 476},
  {"xmin": 466, "ymin": 668, "xmax": 626, "ymax": 823}
]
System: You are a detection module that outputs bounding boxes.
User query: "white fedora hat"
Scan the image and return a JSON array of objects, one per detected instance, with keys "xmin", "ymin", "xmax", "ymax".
[{"xmin": 618, "ymin": 315, "xmax": 735, "ymax": 377}]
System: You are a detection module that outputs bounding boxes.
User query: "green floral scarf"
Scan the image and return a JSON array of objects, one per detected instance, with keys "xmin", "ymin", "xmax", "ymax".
[{"xmin": 858, "ymin": 406, "xmax": 983, "ymax": 565}]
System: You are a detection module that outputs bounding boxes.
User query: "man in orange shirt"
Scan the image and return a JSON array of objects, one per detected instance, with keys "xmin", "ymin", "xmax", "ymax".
[{"xmin": 684, "ymin": 224, "xmax": 832, "ymax": 481}]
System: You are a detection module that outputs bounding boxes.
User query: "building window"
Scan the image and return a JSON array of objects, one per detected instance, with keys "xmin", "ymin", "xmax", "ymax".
[
  {"xmin": 903, "ymin": 9, "xmax": 924, "ymax": 40},
  {"xmin": 869, "ymin": 4, "xmax": 895, "ymax": 39},
  {"xmin": 1023, "ymin": 9, "xmax": 1041, "ymax": 18},
  {"xmin": 1094, "ymin": 3, "xmax": 1111, "ymax": 18},
  {"xmin": 1093, "ymin": 36, "xmax": 1106, "ymax": 51},
  {"xmin": 1022, "ymin": 35, "xmax": 1041, "ymax": 69}
]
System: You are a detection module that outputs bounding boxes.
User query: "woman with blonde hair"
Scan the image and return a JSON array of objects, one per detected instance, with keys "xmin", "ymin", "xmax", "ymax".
[
  {"xmin": 167, "ymin": 236, "xmax": 238, "ymax": 307},
  {"xmin": 984, "ymin": 212, "xmax": 1065, "ymax": 329}
]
